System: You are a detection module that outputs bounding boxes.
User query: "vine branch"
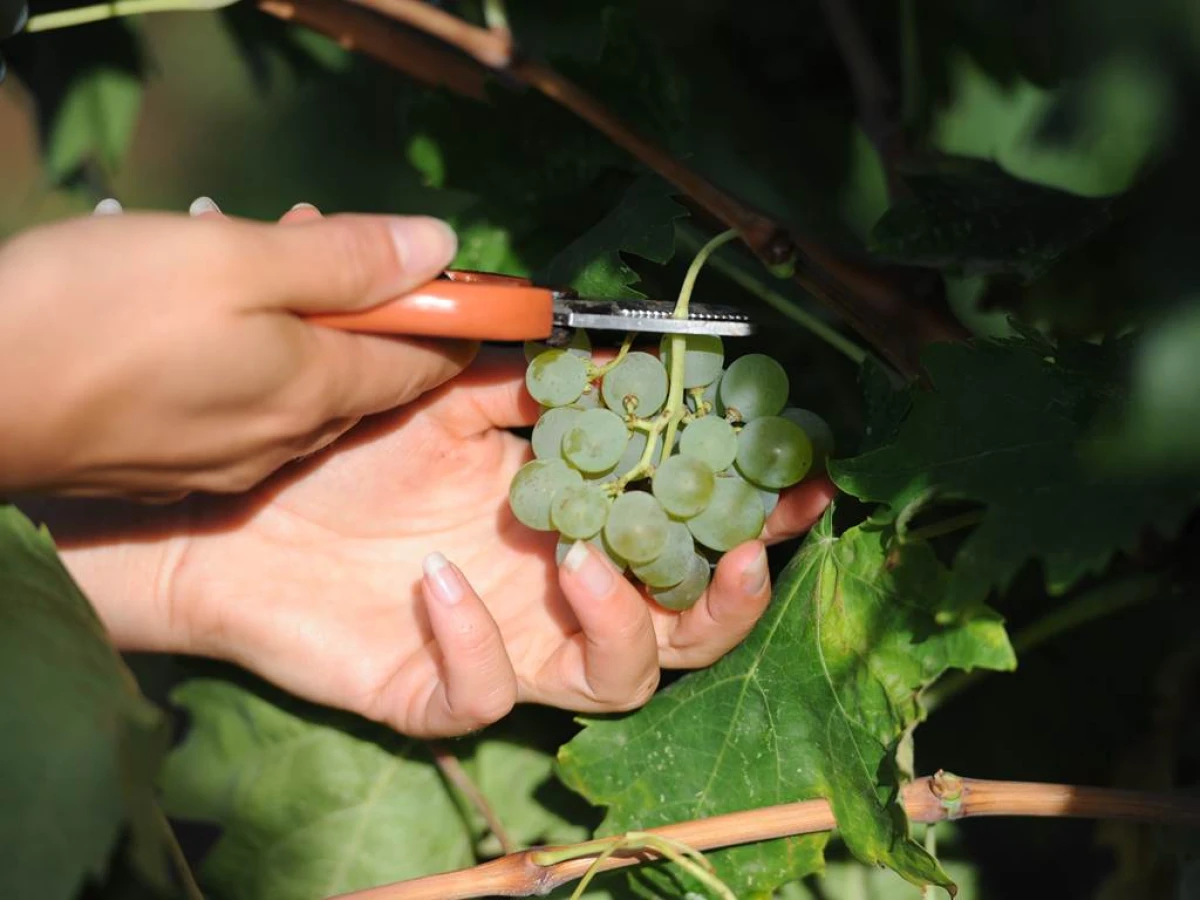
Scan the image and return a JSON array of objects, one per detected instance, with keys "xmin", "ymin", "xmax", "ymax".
[
  {"xmin": 325, "ymin": 773, "xmax": 1200, "ymax": 900},
  {"xmin": 276, "ymin": 0, "xmax": 967, "ymax": 378},
  {"xmin": 818, "ymin": 0, "xmax": 906, "ymax": 196}
]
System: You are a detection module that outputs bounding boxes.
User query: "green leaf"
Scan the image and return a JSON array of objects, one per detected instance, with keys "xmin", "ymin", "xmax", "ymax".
[
  {"xmin": 1107, "ymin": 298, "xmax": 1200, "ymax": 473},
  {"xmin": 0, "ymin": 505, "xmax": 170, "ymax": 900},
  {"xmin": 558, "ymin": 508, "xmax": 1014, "ymax": 898},
  {"xmin": 160, "ymin": 678, "xmax": 476, "ymax": 899},
  {"xmin": 44, "ymin": 67, "xmax": 142, "ymax": 180},
  {"xmin": 458, "ymin": 712, "xmax": 592, "ymax": 855},
  {"xmin": 537, "ymin": 175, "xmax": 688, "ymax": 297},
  {"xmin": 830, "ymin": 336, "xmax": 1200, "ymax": 606},
  {"xmin": 869, "ymin": 157, "xmax": 1112, "ymax": 282}
]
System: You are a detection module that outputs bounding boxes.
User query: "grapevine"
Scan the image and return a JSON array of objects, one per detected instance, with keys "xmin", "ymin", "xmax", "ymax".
[{"xmin": 509, "ymin": 231, "xmax": 834, "ymax": 610}]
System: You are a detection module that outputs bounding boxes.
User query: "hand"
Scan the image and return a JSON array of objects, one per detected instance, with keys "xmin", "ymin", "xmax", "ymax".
[
  {"xmin": 38, "ymin": 353, "xmax": 835, "ymax": 738},
  {"xmin": 0, "ymin": 198, "xmax": 470, "ymax": 498},
  {"xmin": 32, "ymin": 202, "xmax": 837, "ymax": 738}
]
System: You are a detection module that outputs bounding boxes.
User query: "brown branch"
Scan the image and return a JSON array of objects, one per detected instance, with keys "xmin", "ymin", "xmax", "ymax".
[
  {"xmin": 341, "ymin": 0, "xmax": 513, "ymax": 68},
  {"xmin": 325, "ymin": 772, "xmax": 1200, "ymax": 900},
  {"xmin": 258, "ymin": 0, "xmax": 489, "ymax": 100},
  {"xmin": 818, "ymin": 0, "xmax": 907, "ymax": 196},
  {"xmin": 430, "ymin": 740, "xmax": 516, "ymax": 856},
  {"xmin": 268, "ymin": 0, "xmax": 968, "ymax": 377}
]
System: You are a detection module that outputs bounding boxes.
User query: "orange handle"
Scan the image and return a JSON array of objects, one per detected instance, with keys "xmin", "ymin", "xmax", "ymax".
[{"xmin": 305, "ymin": 271, "xmax": 555, "ymax": 341}]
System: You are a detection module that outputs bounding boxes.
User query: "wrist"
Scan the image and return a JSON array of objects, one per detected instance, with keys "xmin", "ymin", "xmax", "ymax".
[{"xmin": 15, "ymin": 495, "xmax": 194, "ymax": 654}]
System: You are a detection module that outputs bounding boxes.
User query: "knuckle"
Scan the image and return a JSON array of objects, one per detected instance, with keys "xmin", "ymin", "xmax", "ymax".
[
  {"xmin": 324, "ymin": 216, "xmax": 399, "ymax": 298},
  {"xmin": 454, "ymin": 684, "xmax": 516, "ymax": 731},
  {"xmin": 615, "ymin": 670, "xmax": 661, "ymax": 711}
]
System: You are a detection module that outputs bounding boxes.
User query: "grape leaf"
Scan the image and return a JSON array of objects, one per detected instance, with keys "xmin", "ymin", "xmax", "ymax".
[
  {"xmin": 457, "ymin": 711, "xmax": 592, "ymax": 855},
  {"xmin": 558, "ymin": 508, "xmax": 1014, "ymax": 899},
  {"xmin": 0, "ymin": 505, "xmax": 171, "ymax": 900},
  {"xmin": 5, "ymin": 22, "xmax": 146, "ymax": 183},
  {"xmin": 830, "ymin": 336, "xmax": 1200, "ymax": 606},
  {"xmin": 869, "ymin": 157, "xmax": 1112, "ymax": 282},
  {"xmin": 538, "ymin": 175, "xmax": 688, "ymax": 297},
  {"xmin": 160, "ymin": 678, "xmax": 476, "ymax": 900}
]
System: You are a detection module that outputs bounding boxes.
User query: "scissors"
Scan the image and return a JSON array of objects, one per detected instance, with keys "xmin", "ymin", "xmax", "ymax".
[{"xmin": 306, "ymin": 269, "xmax": 756, "ymax": 345}]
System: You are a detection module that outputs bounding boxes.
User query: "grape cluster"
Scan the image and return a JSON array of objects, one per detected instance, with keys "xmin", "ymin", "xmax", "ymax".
[{"xmin": 509, "ymin": 329, "xmax": 831, "ymax": 611}]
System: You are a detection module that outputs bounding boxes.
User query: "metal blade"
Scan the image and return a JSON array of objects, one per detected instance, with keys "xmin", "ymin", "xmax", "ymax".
[{"xmin": 553, "ymin": 297, "xmax": 754, "ymax": 337}]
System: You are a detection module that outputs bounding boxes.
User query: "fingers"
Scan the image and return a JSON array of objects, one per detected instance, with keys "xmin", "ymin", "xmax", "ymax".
[
  {"xmin": 243, "ymin": 211, "xmax": 457, "ymax": 314},
  {"xmin": 655, "ymin": 540, "xmax": 773, "ymax": 669},
  {"xmin": 760, "ymin": 475, "xmax": 839, "ymax": 544},
  {"xmin": 412, "ymin": 552, "xmax": 517, "ymax": 737},
  {"xmin": 535, "ymin": 540, "xmax": 661, "ymax": 712},
  {"xmin": 424, "ymin": 346, "xmax": 541, "ymax": 436}
]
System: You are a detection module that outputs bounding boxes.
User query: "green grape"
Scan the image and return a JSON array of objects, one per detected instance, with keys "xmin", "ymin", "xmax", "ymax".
[
  {"xmin": 604, "ymin": 491, "xmax": 669, "ymax": 564},
  {"xmin": 698, "ymin": 375, "xmax": 722, "ymax": 415},
  {"xmin": 631, "ymin": 521, "xmax": 695, "ymax": 588},
  {"xmin": 550, "ymin": 483, "xmax": 610, "ymax": 540},
  {"xmin": 679, "ymin": 415, "xmax": 738, "ymax": 472},
  {"xmin": 660, "ymin": 334, "xmax": 724, "ymax": 388},
  {"xmin": 556, "ymin": 533, "xmax": 627, "ymax": 571},
  {"xmin": 524, "ymin": 329, "xmax": 591, "ymax": 363},
  {"xmin": 782, "ymin": 407, "xmax": 834, "ymax": 464},
  {"xmin": 531, "ymin": 407, "xmax": 581, "ymax": 460},
  {"xmin": 686, "ymin": 477, "xmax": 765, "ymax": 551},
  {"xmin": 650, "ymin": 552, "xmax": 711, "ymax": 611},
  {"xmin": 718, "ymin": 353, "xmax": 789, "ymax": 421},
  {"xmin": 526, "ymin": 349, "xmax": 589, "ymax": 407},
  {"xmin": 562, "ymin": 408, "xmax": 630, "ymax": 473},
  {"xmin": 652, "ymin": 454, "xmax": 715, "ymax": 518},
  {"xmin": 759, "ymin": 487, "xmax": 780, "ymax": 516},
  {"xmin": 735, "ymin": 415, "xmax": 812, "ymax": 490},
  {"xmin": 601, "ymin": 352, "xmax": 668, "ymax": 417},
  {"xmin": 509, "ymin": 459, "xmax": 583, "ymax": 531},
  {"xmin": 574, "ymin": 383, "xmax": 603, "ymax": 409}
]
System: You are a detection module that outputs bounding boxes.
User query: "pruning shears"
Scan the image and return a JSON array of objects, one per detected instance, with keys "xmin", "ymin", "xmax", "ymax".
[{"xmin": 307, "ymin": 269, "xmax": 756, "ymax": 345}]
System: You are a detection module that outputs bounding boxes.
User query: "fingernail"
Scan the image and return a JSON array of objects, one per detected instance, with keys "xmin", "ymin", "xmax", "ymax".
[
  {"xmin": 423, "ymin": 551, "xmax": 463, "ymax": 605},
  {"xmin": 389, "ymin": 216, "xmax": 457, "ymax": 274},
  {"xmin": 742, "ymin": 545, "xmax": 769, "ymax": 595},
  {"xmin": 291, "ymin": 202, "xmax": 319, "ymax": 212},
  {"xmin": 562, "ymin": 540, "xmax": 614, "ymax": 597},
  {"xmin": 93, "ymin": 198, "xmax": 123, "ymax": 216},
  {"xmin": 189, "ymin": 196, "xmax": 220, "ymax": 216}
]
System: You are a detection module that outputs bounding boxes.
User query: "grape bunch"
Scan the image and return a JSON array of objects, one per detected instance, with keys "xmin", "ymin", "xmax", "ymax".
[{"xmin": 509, "ymin": 329, "xmax": 832, "ymax": 611}]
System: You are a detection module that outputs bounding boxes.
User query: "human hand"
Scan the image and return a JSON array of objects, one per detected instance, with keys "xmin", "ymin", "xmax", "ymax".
[
  {"xmin": 0, "ymin": 198, "xmax": 471, "ymax": 498},
  {"xmin": 38, "ymin": 330, "xmax": 837, "ymax": 738}
]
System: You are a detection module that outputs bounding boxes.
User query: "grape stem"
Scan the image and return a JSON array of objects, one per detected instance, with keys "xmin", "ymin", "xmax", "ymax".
[
  {"xmin": 661, "ymin": 229, "xmax": 739, "ymax": 462},
  {"xmin": 609, "ymin": 229, "xmax": 738, "ymax": 493}
]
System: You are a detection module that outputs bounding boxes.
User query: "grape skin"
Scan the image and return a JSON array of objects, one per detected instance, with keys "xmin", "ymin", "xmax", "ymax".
[
  {"xmin": 509, "ymin": 459, "xmax": 583, "ymax": 531},
  {"xmin": 604, "ymin": 491, "xmax": 670, "ymax": 564},
  {"xmin": 652, "ymin": 454, "xmax": 715, "ymax": 518},
  {"xmin": 650, "ymin": 552, "xmax": 711, "ymax": 611},
  {"xmin": 719, "ymin": 353, "xmax": 789, "ymax": 421},
  {"xmin": 631, "ymin": 521, "xmax": 694, "ymax": 588},
  {"xmin": 679, "ymin": 415, "xmax": 738, "ymax": 472},
  {"xmin": 782, "ymin": 407, "xmax": 834, "ymax": 465},
  {"xmin": 556, "ymin": 533, "xmax": 627, "ymax": 571},
  {"xmin": 686, "ymin": 477, "xmax": 765, "ymax": 551},
  {"xmin": 601, "ymin": 352, "xmax": 668, "ymax": 417},
  {"xmin": 735, "ymin": 415, "xmax": 812, "ymax": 489},
  {"xmin": 550, "ymin": 484, "xmax": 610, "ymax": 540},
  {"xmin": 562, "ymin": 408, "xmax": 630, "ymax": 473},
  {"xmin": 527, "ymin": 349, "xmax": 589, "ymax": 407},
  {"xmin": 660, "ymin": 334, "xmax": 724, "ymax": 388},
  {"xmin": 531, "ymin": 407, "xmax": 581, "ymax": 460}
]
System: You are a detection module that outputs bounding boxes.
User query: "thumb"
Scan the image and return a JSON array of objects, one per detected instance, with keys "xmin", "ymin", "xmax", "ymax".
[{"xmin": 243, "ymin": 213, "xmax": 458, "ymax": 313}]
